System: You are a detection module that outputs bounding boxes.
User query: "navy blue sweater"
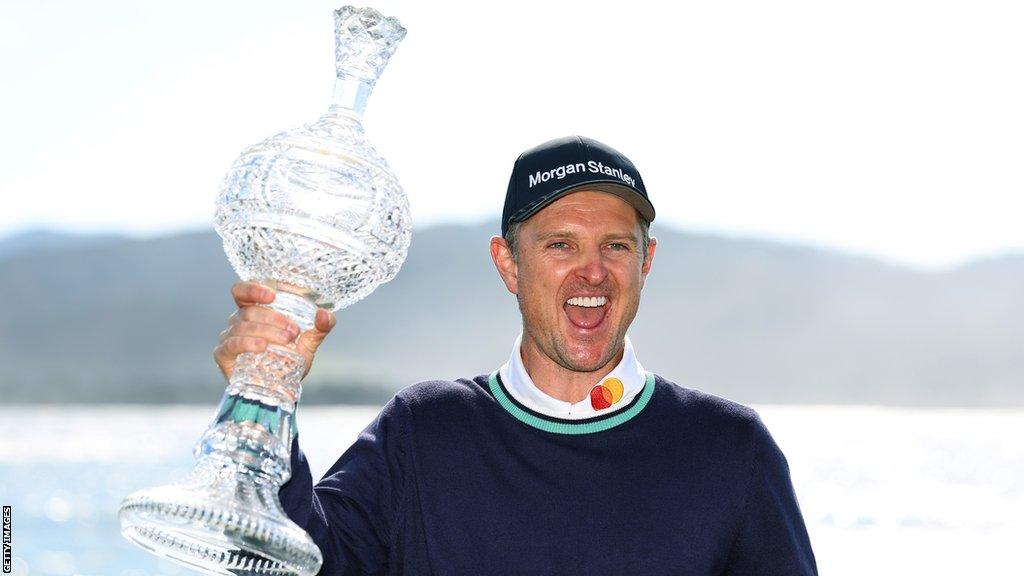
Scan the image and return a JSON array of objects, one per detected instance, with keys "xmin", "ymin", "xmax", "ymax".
[{"xmin": 281, "ymin": 373, "xmax": 817, "ymax": 575}]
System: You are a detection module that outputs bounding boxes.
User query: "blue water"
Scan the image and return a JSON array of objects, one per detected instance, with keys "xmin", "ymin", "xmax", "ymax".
[
  {"xmin": 1, "ymin": 404, "xmax": 1022, "ymax": 575},
  {"xmin": 3, "ymin": 461, "xmax": 184, "ymax": 575}
]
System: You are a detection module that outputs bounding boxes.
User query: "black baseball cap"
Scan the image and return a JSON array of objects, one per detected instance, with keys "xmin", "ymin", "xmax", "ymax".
[{"xmin": 501, "ymin": 135, "xmax": 655, "ymax": 236}]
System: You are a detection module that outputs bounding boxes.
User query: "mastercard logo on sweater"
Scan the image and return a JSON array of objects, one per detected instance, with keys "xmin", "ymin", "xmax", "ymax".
[{"xmin": 590, "ymin": 377, "xmax": 625, "ymax": 410}]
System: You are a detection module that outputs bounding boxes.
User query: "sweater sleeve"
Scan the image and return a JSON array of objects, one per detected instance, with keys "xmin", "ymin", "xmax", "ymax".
[
  {"xmin": 279, "ymin": 396, "xmax": 410, "ymax": 576},
  {"xmin": 721, "ymin": 415, "xmax": 818, "ymax": 576}
]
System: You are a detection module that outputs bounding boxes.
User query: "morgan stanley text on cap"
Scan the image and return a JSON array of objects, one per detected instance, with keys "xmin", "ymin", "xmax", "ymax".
[{"xmin": 501, "ymin": 135, "xmax": 656, "ymax": 237}]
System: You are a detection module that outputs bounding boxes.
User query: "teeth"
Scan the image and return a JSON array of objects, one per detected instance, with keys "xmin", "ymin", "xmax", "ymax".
[{"xmin": 566, "ymin": 296, "xmax": 608, "ymax": 308}]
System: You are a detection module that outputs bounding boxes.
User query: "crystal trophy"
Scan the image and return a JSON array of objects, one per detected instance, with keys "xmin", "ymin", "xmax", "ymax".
[{"xmin": 118, "ymin": 7, "xmax": 409, "ymax": 575}]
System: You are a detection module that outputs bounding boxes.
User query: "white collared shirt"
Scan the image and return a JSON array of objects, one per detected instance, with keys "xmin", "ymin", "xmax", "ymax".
[{"xmin": 497, "ymin": 333, "xmax": 647, "ymax": 420}]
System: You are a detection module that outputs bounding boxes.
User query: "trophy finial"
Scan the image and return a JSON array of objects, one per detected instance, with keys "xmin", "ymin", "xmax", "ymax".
[{"xmin": 334, "ymin": 6, "xmax": 407, "ymax": 84}]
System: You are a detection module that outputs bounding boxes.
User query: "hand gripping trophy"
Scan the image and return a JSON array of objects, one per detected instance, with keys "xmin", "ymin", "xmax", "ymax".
[{"xmin": 118, "ymin": 7, "xmax": 410, "ymax": 575}]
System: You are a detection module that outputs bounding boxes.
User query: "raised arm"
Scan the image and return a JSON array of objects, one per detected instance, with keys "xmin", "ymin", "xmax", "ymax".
[{"xmin": 280, "ymin": 396, "xmax": 411, "ymax": 575}]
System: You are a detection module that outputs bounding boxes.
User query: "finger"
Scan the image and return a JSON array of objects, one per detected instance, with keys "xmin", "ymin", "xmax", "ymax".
[
  {"xmin": 296, "ymin": 324, "xmax": 331, "ymax": 359},
  {"xmin": 297, "ymin": 309, "xmax": 335, "ymax": 352},
  {"xmin": 231, "ymin": 281, "xmax": 275, "ymax": 307},
  {"xmin": 313, "ymin": 309, "xmax": 336, "ymax": 333},
  {"xmin": 228, "ymin": 321, "xmax": 298, "ymax": 346},
  {"xmin": 214, "ymin": 336, "xmax": 268, "ymax": 363},
  {"xmin": 233, "ymin": 306, "xmax": 301, "ymax": 335}
]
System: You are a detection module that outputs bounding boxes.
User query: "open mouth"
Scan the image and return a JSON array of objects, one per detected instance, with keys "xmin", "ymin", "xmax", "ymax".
[{"xmin": 563, "ymin": 295, "xmax": 611, "ymax": 330}]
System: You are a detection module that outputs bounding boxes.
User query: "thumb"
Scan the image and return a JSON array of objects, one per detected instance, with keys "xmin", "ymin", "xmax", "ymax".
[{"xmin": 296, "ymin": 309, "xmax": 336, "ymax": 376}]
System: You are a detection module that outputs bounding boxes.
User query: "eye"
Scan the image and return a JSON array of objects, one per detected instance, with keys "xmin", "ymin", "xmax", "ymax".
[
  {"xmin": 608, "ymin": 242, "xmax": 630, "ymax": 251},
  {"xmin": 548, "ymin": 241, "xmax": 570, "ymax": 250}
]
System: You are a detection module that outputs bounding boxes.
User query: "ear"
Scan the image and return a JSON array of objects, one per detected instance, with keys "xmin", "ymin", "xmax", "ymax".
[
  {"xmin": 639, "ymin": 236, "xmax": 657, "ymax": 289},
  {"xmin": 490, "ymin": 235, "xmax": 519, "ymax": 295}
]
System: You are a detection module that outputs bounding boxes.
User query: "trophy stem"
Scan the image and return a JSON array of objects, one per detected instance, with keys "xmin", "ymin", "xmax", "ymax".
[
  {"xmin": 203, "ymin": 345, "xmax": 306, "ymax": 478},
  {"xmin": 331, "ymin": 72, "xmax": 373, "ymax": 116},
  {"xmin": 118, "ymin": 345, "xmax": 322, "ymax": 575},
  {"xmin": 263, "ymin": 284, "xmax": 321, "ymax": 333}
]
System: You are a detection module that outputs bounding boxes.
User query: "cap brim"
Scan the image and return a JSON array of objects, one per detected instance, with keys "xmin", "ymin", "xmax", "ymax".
[{"xmin": 509, "ymin": 181, "xmax": 656, "ymax": 227}]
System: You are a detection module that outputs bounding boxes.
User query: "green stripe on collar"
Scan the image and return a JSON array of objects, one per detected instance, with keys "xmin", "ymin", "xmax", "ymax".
[{"xmin": 488, "ymin": 371, "xmax": 656, "ymax": 434}]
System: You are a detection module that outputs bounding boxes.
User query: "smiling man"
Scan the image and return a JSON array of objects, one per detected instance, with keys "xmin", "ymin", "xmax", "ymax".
[
  {"xmin": 215, "ymin": 135, "xmax": 818, "ymax": 575},
  {"xmin": 493, "ymin": 187, "xmax": 655, "ymax": 412}
]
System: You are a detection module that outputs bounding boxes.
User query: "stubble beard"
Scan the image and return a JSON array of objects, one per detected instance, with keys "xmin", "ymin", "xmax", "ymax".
[{"xmin": 516, "ymin": 292, "xmax": 638, "ymax": 374}]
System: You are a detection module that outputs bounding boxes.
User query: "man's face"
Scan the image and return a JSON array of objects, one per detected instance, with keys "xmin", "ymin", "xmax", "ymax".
[{"xmin": 493, "ymin": 190, "xmax": 656, "ymax": 374}]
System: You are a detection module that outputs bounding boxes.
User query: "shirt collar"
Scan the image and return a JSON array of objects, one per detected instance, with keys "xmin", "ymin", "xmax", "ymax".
[{"xmin": 497, "ymin": 333, "xmax": 647, "ymax": 420}]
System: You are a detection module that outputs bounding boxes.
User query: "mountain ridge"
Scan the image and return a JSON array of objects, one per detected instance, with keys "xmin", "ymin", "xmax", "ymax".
[{"xmin": 1, "ymin": 223, "xmax": 1020, "ymax": 407}]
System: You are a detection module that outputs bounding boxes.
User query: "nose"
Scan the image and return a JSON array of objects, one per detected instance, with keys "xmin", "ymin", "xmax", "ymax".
[{"xmin": 574, "ymin": 245, "xmax": 609, "ymax": 285}]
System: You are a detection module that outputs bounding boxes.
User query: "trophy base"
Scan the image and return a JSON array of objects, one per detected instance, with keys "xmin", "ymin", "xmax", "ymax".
[{"xmin": 119, "ymin": 464, "xmax": 322, "ymax": 576}]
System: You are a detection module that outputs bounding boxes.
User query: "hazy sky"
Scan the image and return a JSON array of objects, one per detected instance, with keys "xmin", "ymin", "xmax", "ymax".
[{"xmin": 2, "ymin": 0, "xmax": 1022, "ymax": 270}]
